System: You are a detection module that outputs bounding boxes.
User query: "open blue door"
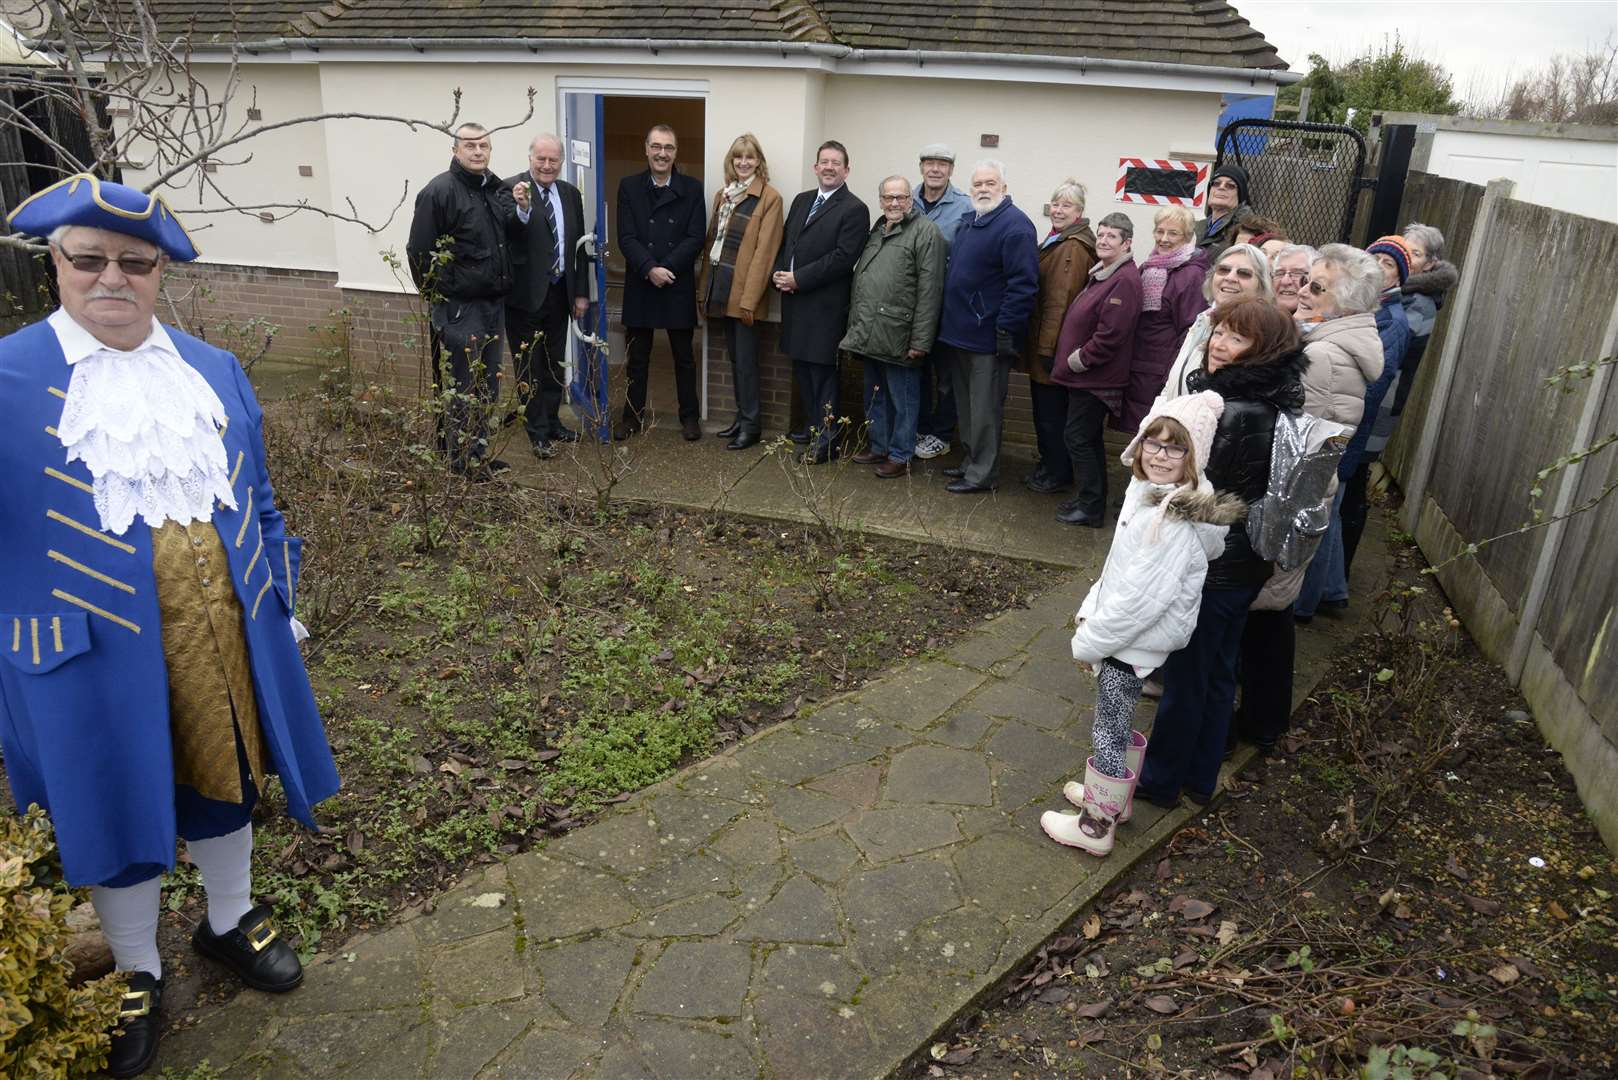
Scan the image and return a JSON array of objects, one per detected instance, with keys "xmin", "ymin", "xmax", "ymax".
[{"xmin": 563, "ymin": 92, "xmax": 610, "ymax": 440}]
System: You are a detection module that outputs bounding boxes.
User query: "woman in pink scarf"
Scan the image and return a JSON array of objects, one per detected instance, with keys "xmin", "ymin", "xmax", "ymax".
[{"xmin": 1118, "ymin": 206, "xmax": 1208, "ymax": 431}]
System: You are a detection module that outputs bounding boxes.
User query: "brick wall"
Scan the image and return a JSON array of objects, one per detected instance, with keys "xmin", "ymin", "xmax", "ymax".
[{"xmin": 174, "ymin": 261, "xmax": 1038, "ymax": 451}]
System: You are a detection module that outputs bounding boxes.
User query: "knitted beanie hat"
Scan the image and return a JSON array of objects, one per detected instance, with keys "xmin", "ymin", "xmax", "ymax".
[
  {"xmin": 1123, "ymin": 390, "xmax": 1226, "ymax": 482},
  {"xmin": 1366, "ymin": 234, "xmax": 1411, "ymax": 286},
  {"xmin": 1209, "ymin": 163, "xmax": 1250, "ymax": 208}
]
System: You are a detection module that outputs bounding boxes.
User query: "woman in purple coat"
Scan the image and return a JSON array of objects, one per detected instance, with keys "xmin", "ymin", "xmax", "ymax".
[
  {"xmin": 1050, "ymin": 213, "xmax": 1143, "ymax": 527},
  {"xmin": 1118, "ymin": 205, "xmax": 1208, "ymax": 432}
]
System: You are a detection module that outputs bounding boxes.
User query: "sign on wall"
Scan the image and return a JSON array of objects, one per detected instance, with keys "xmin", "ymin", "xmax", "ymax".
[{"xmin": 1115, "ymin": 159, "xmax": 1208, "ymax": 207}]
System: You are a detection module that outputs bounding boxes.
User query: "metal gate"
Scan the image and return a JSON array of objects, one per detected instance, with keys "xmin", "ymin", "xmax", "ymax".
[{"xmin": 1214, "ymin": 119, "xmax": 1369, "ymax": 249}]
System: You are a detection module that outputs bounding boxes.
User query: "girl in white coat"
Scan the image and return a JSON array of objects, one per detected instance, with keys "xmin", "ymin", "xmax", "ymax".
[{"xmin": 1042, "ymin": 390, "xmax": 1245, "ymax": 856}]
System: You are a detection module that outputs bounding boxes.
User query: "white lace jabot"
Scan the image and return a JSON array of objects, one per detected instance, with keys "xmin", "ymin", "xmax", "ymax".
[{"xmin": 48, "ymin": 309, "xmax": 238, "ymax": 536}]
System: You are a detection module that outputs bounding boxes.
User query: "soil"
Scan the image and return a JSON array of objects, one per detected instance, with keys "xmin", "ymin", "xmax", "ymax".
[{"xmin": 917, "ymin": 562, "xmax": 1618, "ymax": 1078}]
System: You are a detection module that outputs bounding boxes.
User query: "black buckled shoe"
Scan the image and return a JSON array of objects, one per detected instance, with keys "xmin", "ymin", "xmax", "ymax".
[
  {"xmin": 192, "ymin": 904, "xmax": 304, "ymax": 993},
  {"xmin": 107, "ymin": 970, "xmax": 162, "ymax": 1079}
]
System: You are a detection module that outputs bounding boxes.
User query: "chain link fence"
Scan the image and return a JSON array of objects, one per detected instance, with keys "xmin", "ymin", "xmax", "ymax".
[{"xmin": 1215, "ymin": 120, "xmax": 1369, "ymax": 249}]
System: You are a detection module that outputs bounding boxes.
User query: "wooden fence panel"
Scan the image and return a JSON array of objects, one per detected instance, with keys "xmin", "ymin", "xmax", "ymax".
[
  {"xmin": 1538, "ymin": 368, "xmax": 1618, "ymax": 746},
  {"xmin": 1382, "ymin": 173, "xmax": 1484, "ymax": 482},
  {"xmin": 1421, "ymin": 200, "xmax": 1615, "ymax": 608}
]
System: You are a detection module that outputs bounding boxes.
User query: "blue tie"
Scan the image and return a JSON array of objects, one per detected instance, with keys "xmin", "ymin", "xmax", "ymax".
[
  {"xmin": 539, "ymin": 185, "xmax": 562, "ymax": 281},
  {"xmin": 807, "ymin": 192, "xmax": 827, "ymax": 222}
]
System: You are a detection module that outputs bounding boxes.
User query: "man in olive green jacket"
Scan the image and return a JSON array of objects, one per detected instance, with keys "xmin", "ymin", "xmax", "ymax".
[{"xmin": 839, "ymin": 176, "xmax": 945, "ymax": 477}]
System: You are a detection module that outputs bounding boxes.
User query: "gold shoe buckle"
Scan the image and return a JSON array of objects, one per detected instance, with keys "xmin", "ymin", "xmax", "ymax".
[
  {"xmin": 245, "ymin": 920, "xmax": 279, "ymax": 952},
  {"xmin": 119, "ymin": 989, "xmax": 152, "ymax": 1018}
]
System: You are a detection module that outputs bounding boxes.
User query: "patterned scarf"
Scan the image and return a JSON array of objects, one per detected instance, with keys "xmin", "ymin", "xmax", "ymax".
[
  {"xmin": 709, "ymin": 179, "xmax": 753, "ymax": 262},
  {"xmin": 1140, "ymin": 242, "xmax": 1198, "ymax": 312}
]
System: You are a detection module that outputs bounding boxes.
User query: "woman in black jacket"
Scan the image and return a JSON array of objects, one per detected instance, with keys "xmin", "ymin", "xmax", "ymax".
[{"xmin": 1136, "ymin": 298, "xmax": 1306, "ymax": 808}]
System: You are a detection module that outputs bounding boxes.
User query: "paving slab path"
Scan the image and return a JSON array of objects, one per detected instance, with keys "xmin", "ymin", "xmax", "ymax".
[{"xmin": 154, "ymin": 426, "xmax": 1385, "ymax": 1079}]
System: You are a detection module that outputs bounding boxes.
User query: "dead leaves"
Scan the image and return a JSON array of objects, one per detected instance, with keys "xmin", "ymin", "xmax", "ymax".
[
  {"xmin": 1168, "ymin": 894, "xmax": 1217, "ymax": 922},
  {"xmin": 1143, "ymin": 994, "xmax": 1180, "ymax": 1015},
  {"xmin": 1081, "ymin": 913, "xmax": 1102, "ymax": 940},
  {"xmin": 1489, "ymin": 962, "xmax": 1522, "ymax": 986},
  {"xmin": 928, "ymin": 1043, "xmax": 976, "ymax": 1065}
]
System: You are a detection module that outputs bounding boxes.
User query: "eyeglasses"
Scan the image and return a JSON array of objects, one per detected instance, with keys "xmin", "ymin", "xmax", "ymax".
[
  {"xmin": 59, "ymin": 251, "xmax": 160, "ymax": 276},
  {"xmin": 647, "ymin": 142, "xmax": 677, "ymax": 153},
  {"xmin": 879, "ymin": 193, "xmax": 911, "ymax": 203},
  {"xmin": 1142, "ymin": 438, "xmax": 1189, "ymax": 461},
  {"xmin": 1274, "ymin": 269, "xmax": 1309, "ymax": 281},
  {"xmin": 1214, "ymin": 265, "xmax": 1256, "ymax": 279},
  {"xmin": 1305, "ymin": 279, "xmax": 1329, "ymax": 296}
]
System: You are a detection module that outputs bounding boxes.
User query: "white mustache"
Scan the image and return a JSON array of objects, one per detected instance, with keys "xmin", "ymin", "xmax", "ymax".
[{"xmin": 87, "ymin": 287, "xmax": 139, "ymax": 302}]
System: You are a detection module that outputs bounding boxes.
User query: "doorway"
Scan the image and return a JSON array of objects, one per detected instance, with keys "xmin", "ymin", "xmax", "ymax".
[{"xmin": 559, "ymin": 83, "xmax": 707, "ymax": 428}]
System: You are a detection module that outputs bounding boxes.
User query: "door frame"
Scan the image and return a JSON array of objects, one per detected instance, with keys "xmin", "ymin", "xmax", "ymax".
[{"xmin": 556, "ymin": 77, "xmax": 711, "ymax": 418}]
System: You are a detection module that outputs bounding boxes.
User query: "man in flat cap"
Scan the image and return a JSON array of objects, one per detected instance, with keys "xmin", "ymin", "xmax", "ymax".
[
  {"xmin": 2, "ymin": 174, "xmax": 338, "ymax": 1076},
  {"xmin": 911, "ymin": 143, "xmax": 973, "ymax": 463}
]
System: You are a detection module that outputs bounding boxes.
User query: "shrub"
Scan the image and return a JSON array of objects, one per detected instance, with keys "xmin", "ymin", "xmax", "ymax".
[{"xmin": 0, "ymin": 806, "xmax": 125, "ymax": 1077}]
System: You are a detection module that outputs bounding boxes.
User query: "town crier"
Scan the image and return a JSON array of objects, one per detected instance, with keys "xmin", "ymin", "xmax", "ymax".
[{"xmin": 1, "ymin": 174, "xmax": 339, "ymax": 1077}]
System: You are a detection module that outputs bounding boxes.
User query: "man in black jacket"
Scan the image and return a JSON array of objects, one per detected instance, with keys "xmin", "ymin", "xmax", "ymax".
[
  {"xmin": 772, "ymin": 140, "xmax": 870, "ymax": 463},
  {"xmin": 501, "ymin": 132, "xmax": 591, "ymax": 458},
  {"xmin": 406, "ymin": 121, "xmax": 520, "ymax": 475},
  {"xmin": 615, "ymin": 124, "xmax": 706, "ymax": 441}
]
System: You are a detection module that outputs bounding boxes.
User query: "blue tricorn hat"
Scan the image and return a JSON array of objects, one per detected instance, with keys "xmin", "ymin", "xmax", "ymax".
[{"xmin": 6, "ymin": 173, "xmax": 199, "ymax": 261}]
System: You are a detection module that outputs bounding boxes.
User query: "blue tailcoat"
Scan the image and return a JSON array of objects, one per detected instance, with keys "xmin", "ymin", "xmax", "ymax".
[{"xmin": 0, "ymin": 319, "xmax": 339, "ymax": 886}]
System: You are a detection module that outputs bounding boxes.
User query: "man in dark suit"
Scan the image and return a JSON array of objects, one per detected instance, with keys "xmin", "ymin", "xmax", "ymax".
[
  {"xmin": 503, "ymin": 132, "xmax": 591, "ymax": 458},
  {"xmin": 771, "ymin": 140, "xmax": 870, "ymax": 462},
  {"xmin": 615, "ymin": 124, "xmax": 706, "ymax": 441}
]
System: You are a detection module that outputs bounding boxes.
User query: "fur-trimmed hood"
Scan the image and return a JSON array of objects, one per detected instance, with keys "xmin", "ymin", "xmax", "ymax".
[
  {"xmin": 1404, "ymin": 259, "xmax": 1459, "ymax": 301},
  {"xmin": 1069, "ymin": 476, "xmax": 1236, "ymax": 673},
  {"xmin": 1187, "ymin": 347, "xmax": 1309, "ymax": 413},
  {"xmin": 1146, "ymin": 484, "xmax": 1249, "ymax": 526}
]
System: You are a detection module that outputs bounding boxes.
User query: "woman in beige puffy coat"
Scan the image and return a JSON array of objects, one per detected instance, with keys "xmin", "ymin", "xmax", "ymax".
[{"xmin": 1295, "ymin": 244, "xmax": 1384, "ymax": 428}]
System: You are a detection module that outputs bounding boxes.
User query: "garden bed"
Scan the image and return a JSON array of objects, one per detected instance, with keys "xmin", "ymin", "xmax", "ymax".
[
  {"xmin": 918, "ymin": 561, "xmax": 1618, "ymax": 1079},
  {"xmin": 1, "ymin": 381, "xmax": 1047, "ymax": 1023}
]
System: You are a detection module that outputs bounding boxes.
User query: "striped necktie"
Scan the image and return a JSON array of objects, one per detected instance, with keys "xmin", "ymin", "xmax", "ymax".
[
  {"xmin": 807, "ymin": 191, "xmax": 828, "ymax": 222},
  {"xmin": 539, "ymin": 185, "xmax": 563, "ymax": 281}
]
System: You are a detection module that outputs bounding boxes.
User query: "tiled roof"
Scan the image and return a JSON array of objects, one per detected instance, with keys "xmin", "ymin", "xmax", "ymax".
[
  {"xmin": 143, "ymin": 1, "xmax": 1286, "ymax": 71},
  {"xmin": 818, "ymin": 1, "xmax": 1285, "ymax": 69}
]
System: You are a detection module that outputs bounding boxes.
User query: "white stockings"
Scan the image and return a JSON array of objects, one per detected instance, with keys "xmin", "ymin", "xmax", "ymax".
[
  {"xmin": 88, "ymin": 823, "xmax": 255, "ymax": 977},
  {"xmin": 89, "ymin": 877, "xmax": 163, "ymax": 978},
  {"xmin": 185, "ymin": 823, "xmax": 255, "ymax": 935}
]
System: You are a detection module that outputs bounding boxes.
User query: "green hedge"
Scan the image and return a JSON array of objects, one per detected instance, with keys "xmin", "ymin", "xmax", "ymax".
[{"xmin": 1, "ymin": 806, "xmax": 125, "ymax": 1077}]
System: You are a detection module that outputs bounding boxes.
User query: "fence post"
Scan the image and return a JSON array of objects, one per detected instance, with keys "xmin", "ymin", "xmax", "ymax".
[
  {"xmin": 1504, "ymin": 289, "xmax": 1618, "ymax": 683},
  {"xmin": 1400, "ymin": 177, "xmax": 1516, "ymax": 533},
  {"xmin": 1365, "ymin": 124, "xmax": 1415, "ymax": 242}
]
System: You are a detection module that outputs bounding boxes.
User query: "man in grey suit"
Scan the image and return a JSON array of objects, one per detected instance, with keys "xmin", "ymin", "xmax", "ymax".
[
  {"xmin": 771, "ymin": 140, "xmax": 870, "ymax": 463},
  {"xmin": 503, "ymin": 133, "xmax": 591, "ymax": 458}
]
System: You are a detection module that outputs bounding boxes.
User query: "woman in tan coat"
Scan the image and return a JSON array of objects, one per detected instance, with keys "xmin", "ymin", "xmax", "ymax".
[
  {"xmin": 1023, "ymin": 178, "xmax": 1097, "ymax": 493},
  {"xmin": 701, "ymin": 133, "xmax": 784, "ymax": 449}
]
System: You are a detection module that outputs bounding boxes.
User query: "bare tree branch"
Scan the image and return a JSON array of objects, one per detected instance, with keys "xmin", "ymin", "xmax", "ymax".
[
  {"xmin": 2, "ymin": 3, "xmax": 531, "ymax": 238},
  {"xmin": 175, "ymin": 180, "xmax": 412, "ymax": 234}
]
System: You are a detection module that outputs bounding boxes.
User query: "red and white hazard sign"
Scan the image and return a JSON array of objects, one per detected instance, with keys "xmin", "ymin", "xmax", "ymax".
[{"xmin": 1115, "ymin": 159, "xmax": 1209, "ymax": 207}]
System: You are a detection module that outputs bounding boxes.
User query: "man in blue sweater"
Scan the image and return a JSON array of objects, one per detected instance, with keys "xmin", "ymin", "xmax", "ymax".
[
  {"xmin": 911, "ymin": 143, "xmax": 974, "ymax": 461},
  {"xmin": 935, "ymin": 160, "xmax": 1039, "ymax": 493}
]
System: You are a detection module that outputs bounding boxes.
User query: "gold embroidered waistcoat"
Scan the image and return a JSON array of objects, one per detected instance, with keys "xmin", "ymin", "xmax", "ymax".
[{"xmin": 151, "ymin": 519, "xmax": 268, "ymax": 802}]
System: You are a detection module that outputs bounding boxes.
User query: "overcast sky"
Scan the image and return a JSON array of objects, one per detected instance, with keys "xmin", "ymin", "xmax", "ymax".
[{"xmin": 1232, "ymin": 1, "xmax": 1618, "ymax": 104}]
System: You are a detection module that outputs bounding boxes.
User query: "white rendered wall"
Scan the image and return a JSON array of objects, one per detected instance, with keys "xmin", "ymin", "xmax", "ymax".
[
  {"xmin": 1427, "ymin": 128, "xmax": 1618, "ymax": 223},
  {"xmin": 120, "ymin": 64, "xmax": 339, "ymax": 273},
  {"xmin": 123, "ymin": 59, "xmax": 1232, "ymax": 289},
  {"xmin": 822, "ymin": 75, "xmax": 1224, "ymax": 243}
]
